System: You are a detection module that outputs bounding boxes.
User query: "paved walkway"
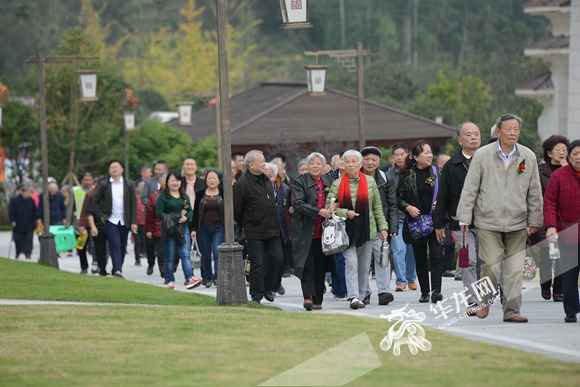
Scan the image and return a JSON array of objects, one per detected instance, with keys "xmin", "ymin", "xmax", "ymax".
[{"xmin": 1, "ymin": 231, "xmax": 579, "ymax": 363}]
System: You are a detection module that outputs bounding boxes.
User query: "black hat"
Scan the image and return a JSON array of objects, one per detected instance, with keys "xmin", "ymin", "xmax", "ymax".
[{"xmin": 360, "ymin": 146, "xmax": 382, "ymax": 158}]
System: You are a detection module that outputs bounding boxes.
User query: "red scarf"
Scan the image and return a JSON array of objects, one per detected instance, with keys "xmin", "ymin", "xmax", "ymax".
[{"xmin": 337, "ymin": 172, "xmax": 370, "ymax": 247}]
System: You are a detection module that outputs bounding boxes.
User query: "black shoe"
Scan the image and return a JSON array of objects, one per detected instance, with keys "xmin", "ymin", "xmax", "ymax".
[
  {"xmin": 147, "ymin": 265, "xmax": 154, "ymax": 275},
  {"xmin": 251, "ymin": 298, "xmax": 261, "ymax": 305},
  {"xmin": 113, "ymin": 271, "xmax": 124, "ymax": 279},
  {"xmin": 565, "ymin": 315, "xmax": 577, "ymax": 323},
  {"xmin": 363, "ymin": 294, "xmax": 371, "ymax": 305},
  {"xmin": 442, "ymin": 270, "xmax": 454, "ymax": 278},
  {"xmin": 277, "ymin": 284, "xmax": 286, "ymax": 295},
  {"xmin": 135, "ymin": 260, "xmax": 141, "ymax": 267},
  {"xmin": 303, "ymin": 298, "xmax": 313, "ymax": 311},
  {"xmin": 419, "ymin": 293, "xmax": 430, "ymax": 303},
  {"xmin": 204, "ymin": 281, "xmax": 212, "ymax": 288},
  {"xmin": 350, "ymin": 298, "xmax": 364, "ymax": 309},
  {"xmin": 80, "ymin": 269, "xmax": 88, "ymax": 275},
  {"xmin": 431, "ymin": 291, "xmax": 443, "ymax": 303},
  {"xmin": 99, "ymin": 271, "xmax": 109, "ymax": 276},
  {"xmin": 466, "ymin": 303, "xmax": 478, "ymax": 317},
  {"xmin": 264, "ymin": 291, "xmax": 275, "ymax": 302},
  {"xmin": 378, "ymin": 293, "xmax": 394, "ymax": 305}
]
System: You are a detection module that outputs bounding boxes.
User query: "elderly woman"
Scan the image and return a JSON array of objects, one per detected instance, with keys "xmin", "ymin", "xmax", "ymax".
[
  {"xmin": 544, "ymin": 139, "xmax": 580, "ymax": 323},
  {"xmin": 265, "ymin": 162, "xmax": 291, "ymax": 296},
  {"xmin": 397, "ymin": 140, "xmax": 444, "ymax": 304},
  {"xmin": 291, "ymin": 153, "xmax": 335, "ymax": 310},
  {"xmin": 530, "ymin": 135, "xmax": 569, "ymax": 301},
  {"xmin": 326, "ymin": 150, "xmax": 388, "ymax": 310}
]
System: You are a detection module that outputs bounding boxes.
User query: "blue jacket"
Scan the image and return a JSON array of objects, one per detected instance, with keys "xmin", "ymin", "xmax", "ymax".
[
  {"xmin": 10, "ymin": 195, "xmax": 38, "ymax": 233},
  {"xmin": 37, "ymin": 192, "xmax": 66, "ymax": 226}
]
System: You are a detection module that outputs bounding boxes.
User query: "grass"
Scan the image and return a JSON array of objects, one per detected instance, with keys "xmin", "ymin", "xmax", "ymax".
[{"xmin": 1, "ymin": 258, "xmax": 580, "ymax": 386}]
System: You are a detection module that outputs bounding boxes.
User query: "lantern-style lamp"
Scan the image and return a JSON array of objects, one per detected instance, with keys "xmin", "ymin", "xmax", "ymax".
[
  {"xmin": 305, "ymin": 65, "xmax": 328, "ymax": 95},
  {"xmin": 177, "ymin": 102, "xmax": 193, "ymax": 126},
  {"xmin": 279, "ymin": 0, "xmax": 312, "ymax": 29},
  {"xmin": 77, "ymin": 70, "xmax": 99, "ymax": 102},
  {"xmin": 124, "ymin": 111, "xmax": 136, "ymax": 131},
  {"xmin": 0, "ymin": 105, "xmax": 3, "ymax": 128}
]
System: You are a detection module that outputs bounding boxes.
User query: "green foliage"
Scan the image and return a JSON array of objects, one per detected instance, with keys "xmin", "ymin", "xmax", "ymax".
[
  {"xmin": 124, "ymin": 119, "xmax": 196, "ymax": 177},
  {"xmin": 0, "ymin": 100, "xmax": 39, "ymax": 186},
  {"xmin": 190, "ymin": 135, "xmax": 218, "ymax": 170}
]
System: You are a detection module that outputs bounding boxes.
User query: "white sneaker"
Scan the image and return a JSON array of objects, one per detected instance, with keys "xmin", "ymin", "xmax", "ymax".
[{"xmin": 168, "ymin": 282, "xmax": 175, "ymax": 290}]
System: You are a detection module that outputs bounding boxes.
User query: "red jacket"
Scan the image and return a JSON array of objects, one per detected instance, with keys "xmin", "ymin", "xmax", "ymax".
[
  {"xmin": 543, "ymin": 164, "xmax": 580, "ymax": 243},
  {"xmin": 145, "ymin": 191, "xmax": 162, "ymax": 238}
]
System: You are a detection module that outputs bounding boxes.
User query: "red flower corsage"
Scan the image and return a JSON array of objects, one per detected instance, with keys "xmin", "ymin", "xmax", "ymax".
[{"xmin": 517, "ymin": 159, "xmax": 526, "ymax": 175}]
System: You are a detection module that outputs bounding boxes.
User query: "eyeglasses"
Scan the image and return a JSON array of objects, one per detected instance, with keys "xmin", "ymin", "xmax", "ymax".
[{"xmin": 551, "ymin": 147, "xmax": 567, "ymax": 154}]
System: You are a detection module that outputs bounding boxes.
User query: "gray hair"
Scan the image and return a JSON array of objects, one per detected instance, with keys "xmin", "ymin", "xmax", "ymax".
[
  {"xmin": 496, "ymin": 113, "xmax": 522, "ymax": 129},
  {"xmin": 341, "ymin": 149, "xmax": 362, "ymax": 162},
  {"xmin": 456, "ymin": 121, "xmax": 478, "ymax": 137},
  {"xmin": 306, "ymin": 152, "xmax": 326, "ymax": 166},
  {"xmin": 264, "ymin": 162, "xmax": 278, "ymax": 176},
  {"xmin": 20, "ymin": 180, "xmax": 32, "ymax": 192},
  {"xmin": 297, "ymin": 158, "xmax": 308, "ymax": 172},
  {"xmin": 157, "ymin": 173, "xmax": 167, "ymax": 183},
  {"xmin": 244, "ymin": 150, "xmax": 263, "ymax": 168}
]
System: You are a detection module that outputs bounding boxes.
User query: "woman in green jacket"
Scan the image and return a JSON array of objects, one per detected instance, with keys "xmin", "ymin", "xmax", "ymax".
[
  {"xmin": 397, "ymin": 140, "xmax": 444, "ymax": 304},
  {"xmin": 326, "ymin": 150, "xmax": 388, "ymax": 310}
]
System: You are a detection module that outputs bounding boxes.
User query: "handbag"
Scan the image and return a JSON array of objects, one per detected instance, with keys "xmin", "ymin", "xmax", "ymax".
[
  {"xmin": 322, "ymin": 215, "xmax": 349, "ymax": 255},
  {"xmin": 190, "ymin": 237, "xmax": 202, "ymax": 264},
  {"xmin": 408, "ymin": 166, "xmax": 438, "ymax": 239},
  {"xmin": 458, "ymin": 232, "xmax": 469, "ymax": 268}
]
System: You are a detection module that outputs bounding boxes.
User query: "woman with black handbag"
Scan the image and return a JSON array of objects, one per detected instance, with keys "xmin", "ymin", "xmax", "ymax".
[
  {"xmin": 397, "ymin": 140, "xmax": 444, "ymax": 304},
  {"xmin": 156, "ymin": 171, "xmax": 202, "ymax": 290}
]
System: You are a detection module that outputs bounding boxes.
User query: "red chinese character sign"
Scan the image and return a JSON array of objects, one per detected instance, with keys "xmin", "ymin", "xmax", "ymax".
[
  {"xmin": 305, "ymin": 65, "xmax": 328, "ymax": 95},
  {"xmin": 279, "ymin": 0, "xmax": 312, "ymax": 29}
]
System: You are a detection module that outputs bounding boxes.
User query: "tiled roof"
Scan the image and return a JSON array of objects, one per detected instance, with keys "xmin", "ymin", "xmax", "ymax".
[
  {"xmin": 171, "ymin": 82, "xmax": 455, "ymax": 146},
  {"xmin": 516, "ymin": 72, "xmax": 554, "ymax": 91},
  {"xmin": 524, "ymin": 0, "xmax": 570, "ymax": 8},
  {"xmin": 527, "ymin": 35, "xmax": 569, "ymax": 50}
]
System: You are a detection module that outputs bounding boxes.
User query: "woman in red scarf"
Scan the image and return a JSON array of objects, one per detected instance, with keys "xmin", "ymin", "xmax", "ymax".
[{"xmin": 326, "ymin": 150, "xmax": 389, "ymax": 310}]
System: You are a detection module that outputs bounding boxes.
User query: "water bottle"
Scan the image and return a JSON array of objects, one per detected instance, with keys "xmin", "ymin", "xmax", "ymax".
[
  {"xmin": 548, "ymin": 234, "xmax": 560, "ymax": 260},
  {"xmin": 380, "ymin": 239, "xmax": 390, "ymax": 267}
]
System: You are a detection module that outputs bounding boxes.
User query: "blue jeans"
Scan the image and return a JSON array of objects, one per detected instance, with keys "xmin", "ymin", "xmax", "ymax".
[
  {"xmin": 105, "ymin": 221, "xmax": 129, "ymax": 274},
  {"xmin": 162, "ymin": 225, "xmax": 193, "ymax": 283},
  {"xmin": 332, "ymin": 251, "xmax": 347, "ymax": 298},
  {"xmin": 392, "ymin": 219, "xmax": 417, "ymax": 285},
  {"xmin": 198, "ymin": 224, "xmax": 225, "ymax": 282}
]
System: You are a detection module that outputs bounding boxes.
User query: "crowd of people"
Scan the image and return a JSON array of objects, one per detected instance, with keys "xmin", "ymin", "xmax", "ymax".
[{"xmin": 7, "ymin": 113, "xmax": 580, "ymax": 322}]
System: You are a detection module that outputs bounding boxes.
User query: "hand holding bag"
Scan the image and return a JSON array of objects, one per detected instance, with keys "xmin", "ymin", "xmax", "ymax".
[
  {"xmin": 408, "ymin": 166, "xmax": 438, "ymax": 239},
  {"xmin": 322, "ymin": 214, "xmax": 349, "ymax": 255}
]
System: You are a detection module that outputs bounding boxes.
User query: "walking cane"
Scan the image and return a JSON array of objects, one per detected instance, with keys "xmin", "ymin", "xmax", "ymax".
[{"xmin": 8, "ymin": 231, "xmax": 14, "ymax": 259}]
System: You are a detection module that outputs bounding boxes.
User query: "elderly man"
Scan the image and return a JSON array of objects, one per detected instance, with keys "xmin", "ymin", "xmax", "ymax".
[
  {"xmin": 434, "ymin": 122, "xmax": 482, "ymax": 315},
  {"xmin": 360, "ymin": 146, "xmax": 398, "ymax": 306},
  {"xmin": 455, "ymin": 114, "xmax": 543, "ymax": 323},
  {"xmin": 233, "ymin": 150, "xmax": 283, "ymax": 303}
]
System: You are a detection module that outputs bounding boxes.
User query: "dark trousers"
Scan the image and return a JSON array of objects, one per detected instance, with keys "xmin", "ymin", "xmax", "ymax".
[
  {"xmin": 77, "ymin": 242, "xmax": 89, "ymax": 270},
  {"xmin": 105, "ymin": 221, "xmax": 129, "ymax": 274},
  {"xmin": 13, "ymin": 231, "xmax": 33, "ymax": 257},
  {"xmin": 560, "ymin": 243, "xmax": 580, "ymax": 317},
  {"xmin": 247, "ymin": 237, "xmax": 283, "ymax": 301},
  {"xmin": 134, "ymin": 225, "xmax": 146, "ymax": 262},
  {"xmin": 275, "ymin": 239, "xmax": 293, "ymax": 289},
  {"xmin": 539, "ymin": 246, "xmax": 563, "ymax": 294},
  {"xmin": 332, "ymin": 251, "xmax": 347, "ymax": 298},
  {"xmin": 148, "ymin": 237, "xmax": 166, "ymax": 277},
  {"xmin": 93, "ymin": 228, "xmax": 109, "ymax": 275},
  {"xmin": 411, "ymin": 232, "xmax": 443, "ymax": 294},
  {"xmin": 300, "ymin": 239, "xmax": 335, "ymax": 305},
  {"xmin": 441, "ymin": 241, "xmax": 455, "ymax": 272}
]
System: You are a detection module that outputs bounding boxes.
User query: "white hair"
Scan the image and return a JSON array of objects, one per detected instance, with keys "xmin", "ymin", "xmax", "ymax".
[
  {"xmin": 297, "ymin": 158, "xmax": 308, "ymax": 172},
  {"xmin": 306, "ymin": 152, "xmax": 326, "ymax": 166},
  {"xmin": 244, "ymin": 150, "xmax": 263, "ymax": 168},
  {"xmin": 341, "ymin": 149, "xmax": 362, "ymax": 162},
  {"xmin": 264, "ymin": 162, "xmax": 278, "ymax": 176}
]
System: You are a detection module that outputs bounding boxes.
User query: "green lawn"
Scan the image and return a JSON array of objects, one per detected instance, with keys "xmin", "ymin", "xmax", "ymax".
[{"xmin": 1, "ymin": 258, "xmax": 579, "ymax": 386}]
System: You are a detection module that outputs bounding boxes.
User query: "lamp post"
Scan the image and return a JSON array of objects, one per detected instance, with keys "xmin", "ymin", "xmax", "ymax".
[
  {"xmin": 304, "ymin": 42, "xmax": 372, "ymax": 148},
  {"xmin": 215, "ymin": 0, "xmax": 247, "ymax": 306},
  {"xmin": 124, "ymin": 111, "xmax": 136, "ymax": 180},
  {"xmin": 26, "ymin": 52, "xmax": 98, "ymax": 268},
  {"xmin": 279, "ymin": 0, "xmax": 313, "ymax": 29}
]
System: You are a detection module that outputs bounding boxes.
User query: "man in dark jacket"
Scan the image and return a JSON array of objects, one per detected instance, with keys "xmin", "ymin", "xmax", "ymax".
[
  {"xmin": 361, "ymin": 146, "xmax": 399, "ymax": 305},
  {"xmin": 433, "ymin": 122, "xmax": 481, "ymax": 314},
  {"xmin": 89, "ymin": 160, "xmax": 137, "ymax": 278},
  {"xmin": 9, "ymin": 180, "xmax": 38, "ymax": 259},
  {"xmin": 233, "ymin": 150, "xmax": 283, "ymax": 303},
  {"xmin": 37, "ymin": 178, "xmax": 66, "ymax": 226}
]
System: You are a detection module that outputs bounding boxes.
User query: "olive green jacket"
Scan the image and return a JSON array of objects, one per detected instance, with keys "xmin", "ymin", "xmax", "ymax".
[{"xmin": 326, "ymin": 174, "xmax": 388, "ymax": 240}]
